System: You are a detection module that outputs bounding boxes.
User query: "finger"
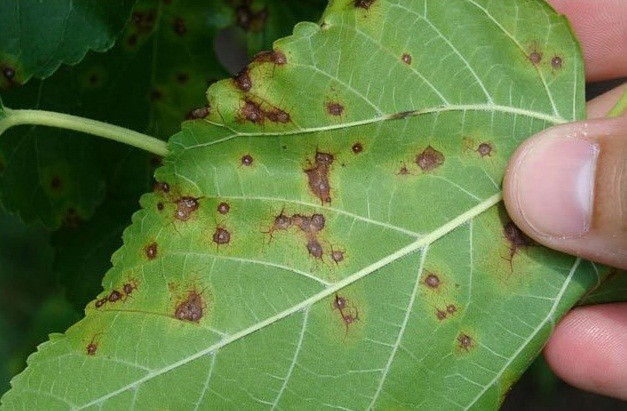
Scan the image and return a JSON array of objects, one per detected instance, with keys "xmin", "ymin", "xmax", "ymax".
[
  {"xmin": 544, "ymin": 303, "xmax": 627, "ymax": 400},
  {"xmin": 547, "ymin": 0, "xmax": 627, "ymax": 81},
  {"xmin": 503, "ymin": 114, "xmax": 627, "ymax": 269},
  {"xmin": 587, "ymin": 82, "xmax": 627, "ymax": 119}
]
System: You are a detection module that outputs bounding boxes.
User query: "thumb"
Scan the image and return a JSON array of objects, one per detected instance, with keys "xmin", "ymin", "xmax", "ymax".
[{"xmin": 503, "ymin": 114, "xmax": 627, "ymax": 269}]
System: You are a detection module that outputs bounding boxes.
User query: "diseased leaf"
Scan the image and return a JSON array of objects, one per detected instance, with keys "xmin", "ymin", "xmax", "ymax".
[
  {"xmin": 0, "ymin": 0, "xmax": 137, "ymax": 86},
  {"xmin": 1, "ymin": 1, "xmax": 608, "ymax": 410}
]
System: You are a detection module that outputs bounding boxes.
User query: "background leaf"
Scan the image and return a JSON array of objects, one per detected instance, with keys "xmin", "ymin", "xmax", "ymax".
[
  {"xmin": 0, "ymin": 0, "xmax": 326, "ymax": 307},
  {"xmin": 2, "ymin": 1, "xmax": 606, "ymax": 410},
  {"xmin": 0, "ymin": 0, "xmax": 137, "ymax": 86}
]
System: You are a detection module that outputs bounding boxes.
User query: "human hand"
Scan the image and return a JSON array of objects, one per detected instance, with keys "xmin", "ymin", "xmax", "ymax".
[{"xmin": 503, "ymin": 0, "xmax": 627, "ymax": 400}]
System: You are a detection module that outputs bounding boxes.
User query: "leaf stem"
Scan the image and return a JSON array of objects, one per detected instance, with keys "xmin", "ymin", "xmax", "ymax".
[
  {"xmin": 0, "ymin": 108, "xmax": 169, "ymax": 157},
  {"xmin": 607, "ymin": 88, "xmax": 627, "ymax": 118}
]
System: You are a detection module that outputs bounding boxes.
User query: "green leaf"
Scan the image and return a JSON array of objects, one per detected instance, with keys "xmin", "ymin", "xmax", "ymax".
[
  {"xmin": 2, "ymin": 0, "xmax": 604, "ymax": 410},
  {"xmin": 579, "ymin": 269, "xmax": 627, "ymax": 305},
  {"xmin": 0, "ymin": 0, "xmax": 137, "ymax": 86}
]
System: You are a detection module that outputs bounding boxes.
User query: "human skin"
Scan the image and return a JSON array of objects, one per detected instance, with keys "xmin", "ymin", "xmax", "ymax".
[{"xmin": 503, "ymin": 0, "xmax": 627, "ymax": 400}]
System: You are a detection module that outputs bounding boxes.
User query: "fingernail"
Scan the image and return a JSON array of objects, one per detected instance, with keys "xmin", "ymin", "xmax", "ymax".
[{"xmin": 512, "ymin": 136, "xmax": 599, "ymax": 238}]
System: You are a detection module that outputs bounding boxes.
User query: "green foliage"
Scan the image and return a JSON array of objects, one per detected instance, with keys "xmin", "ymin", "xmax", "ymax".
[
  {"xmin": 0, "ymin": 0, "xmax": 622, "ymax": 410},
  {"xmin": 0, "ymin": 0, "xmax": 137, "ymax": 85}
]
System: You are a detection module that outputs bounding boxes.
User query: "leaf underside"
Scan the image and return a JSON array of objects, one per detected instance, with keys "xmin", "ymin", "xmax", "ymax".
[{"xmin": 1, "ymin": 1, "xmax": 605, "ymax": 410}]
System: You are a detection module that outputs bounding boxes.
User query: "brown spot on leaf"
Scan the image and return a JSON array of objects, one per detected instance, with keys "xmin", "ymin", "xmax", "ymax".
[
  {"xmin": 416, "ymin": 146, "xmax": 445, "ymax": 172},
  {"xmin": 157, "ymin": 202, "xmax": 164, "ymax": 211},
  {"xmin": 63, "ymin": 207, "xmax": 82, "ymax": 230},
  {"xmin": 234, "ymin": 69, "xmax": 252, "ymax": 92},
  {"xmin": 108, "ymin": 290, "xmax": 122, "ymax": 303},
  {"xmin": 95, "ymin": 298, "xmax": 107, "ymax": 308},
  {"xmin": 305, "ymin": 151, "xmax": 334, "ymax": 204},
  {"xmin": 236, "ymin": 4, "xmax": 268, "ymax": 31},
  {"xmin": 306, "ymin": 238, "xmax": 323, "ymax": 259},
  {"xmin": 266, "ymin": 108, "xmax": 291, "ymax": 123},
  {"xmin": 2, "ymin": 66, "xmax": 15, "ymax": 81},
  {"xmin": 446, "ymin": 304, "xmax": 457, "ymax": 314},
  {"xmin": 333, "ymin": 294, "xmax": 347, "ymax": 311},
  {"xmin": 175, "ymin": 291, "xmax": 204, "ymax": 322},
  {"xmin": 397, "ymin": 163, "xmax": 411, "ymax": 176},
  {"xmin": 253, "ymin": 50, "xmax": 287, "ymax": 65},
  {"xmin": 217, "ymin": 202, "xmax": 230, "ymax": 214},
  {"xmin": 239, "ymin": 99, "xmax": 290, "ymax": 124},
  {"xmin": 186, "ymin": 106, "xmax": 210, "ymax": 120},
  {"xmin": 355, "ymin": 0, "xmax": 375, "ymax": 9},
  {"xmin": 176, "ymin": 72, "xmax": 189, "ymax": 84},
  {"xmin": 50, "ymin": 176, "xmax": 62, "ymax": 190},
  {"xmin": 241, "ymin": 154, "xmax": 254, "ymax": 166},
  {"xmin": 436, "ymin": 309, "xmax": 447, "ymax": 321},
  {"xmin": 551, "ymin": 56, "xmax": 563, "ymax": 69},
  {"xmin": 123, "ymin": 281, "xmax": 137, "ymax": 296},
  {"xmin": 241, "ymin": 100, "xmax": 264, "ymax": 124},
  {"xmin": 310, "ymin": 214, "xmax": 326, "ymax": 232},
  {"xmin": 145, "ymin": 242, "xmax": 158, "ymax": 260},
  {"xmin": 150, "ymin": 89, "xmax": 162, "ymax": 101},
  {"xmin": 175, "ymin": 196, "xmax": 200, "ymax": 221},
  {"xmin": 352, "ymin": 142, "xmax": 363, "ymax": 154},
  {"xmin": 331, "ymin": 249, "xmax": 344, "ymax": 263},
  {"xmin": 402, "ymin": 53, "xmax": 412, "ymax": 64},
  {"xmin": 173, "ymin": 17, "xmax": 187, "ymax": 35},
  {"xmin": 326, "ymin": 102, "xmax": 344, "ymax": 116},
  {"xmin": 458, "ymin": 333, "xmax": 474, "ymax": 351},
  {"xmin": 477, "ymin": 142, "xmax": 492, "ymax": 157},
  {"xmin": 529, "ymin": 51, "xmax": 542, "ymax": 65},
  {"xmin": 86, "ymin": 342, "xmax": 98, "ymax": 356},
  {"xmin": 213, "ymin": 227, "xmax": 231, "ymax": 245},
  {"xmin": 154, "ymin": 182, "xmax": 170, "ymax": 193},
  {"xmin": 424, "ymin": 273, "xmax": 440, "ymax": 289},
  {"xmin": 127, "ymin": 34, "xmax": 138, "ymax": 47},
  {"xmin": 504, "ymin": 221, "xmax": 532, "ymax": 265},
  {"xmin": 132, "ymin": 10, "xmax": 156, "ymax": 32}
]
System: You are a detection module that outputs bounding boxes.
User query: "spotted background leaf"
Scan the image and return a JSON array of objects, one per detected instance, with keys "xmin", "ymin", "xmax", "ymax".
[
  {"xmin": 0, "ymin": 0, "xmax": 137, "ymax": 86},
  {"xmin": 1, "ymin": 1, "xmax": 609, "ymax": 410}
]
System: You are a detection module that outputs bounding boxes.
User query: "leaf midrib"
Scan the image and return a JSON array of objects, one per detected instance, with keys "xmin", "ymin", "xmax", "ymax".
[{"xmin": 180, "ymin": 104, "xmax": 566, "ymax": 151}]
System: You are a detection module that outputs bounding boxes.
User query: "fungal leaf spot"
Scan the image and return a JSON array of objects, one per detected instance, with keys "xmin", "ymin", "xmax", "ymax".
[
  {"xmin": 351, "ymin": 142, "xmax": 363, "ymax": 154},
  {"xmin": 174, "ymin": 196, "xmax": 200, "ymax": 221},
  {"xmin": 186, "ymin": 106, "xmax": 210, "ymax": 120},
  {"xmin": 241, "ymin": 154, "xmax": 254, "ymax": 166},
  {"xmin": 423, "ymin": 272, "xmax": 441, "ymax": 289},
  {"xmin": 528, "ymin": 50, "xmax": 542, "ymax": 65},
  {"xmin": 551, "ymin": 56, "xmax": 563, "ymax": 70},
  {"xmin": 175, "ymin": 291, "xmax": 204, "ymax": 322},
  {"xmin": 503, "ymin": 221, "xmax": 533, "ymax": 266},
  {"xmin": 355, "ymin": 0, "xmax": 375, "ymax": 9},
  {"xmin": 145, "ymin": 242, "xmax": 158, "ymax": 260},
  {"xmin": 213, "ymin": 227, "xmax": 231, "ymax": 245},
  {"xmin": 477, "ymin": 142, "xmax": 493, "ymax": 157},
  {"xmin": 457, "ymin": 333, "xmax": 475, "ymax": 352},
  {"xmin": 331, "ymin": 248, "xmax": 344, "ymax": 264},
  {"xmin": 217, "ymin": 202, "xmax": 230, "ymax": 214},
  {"xmin": 326, "ymin": 102, "xmax": 344, "ymax": 116},
  {"xmin": 304, "ymin": 151, "xmax": 334, "ymax": 204},
  {"xmin": 402, "ymin": 53, "xmax": 412, "ymax": 64},
  {"xmin": 173, "ymin": 17, "xmax": 187, "ymax": 36},
  {"xmin": 108, "ymin": 290, "xmax": 122, "ymax": 303},
  {"xmin": 306, "ymin": 238, "xmax": 323, "ymax": 259},
  {"xmin": 253, "ymin": 50, "xmax": 287, "ymax": 65},
  {"xmin": 234, "ymin": 69, "xmax": 252, "ymax": 92},
  {"xmin": 416, "ymin": 146, "xmax": 445, "ymax": 172}
]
